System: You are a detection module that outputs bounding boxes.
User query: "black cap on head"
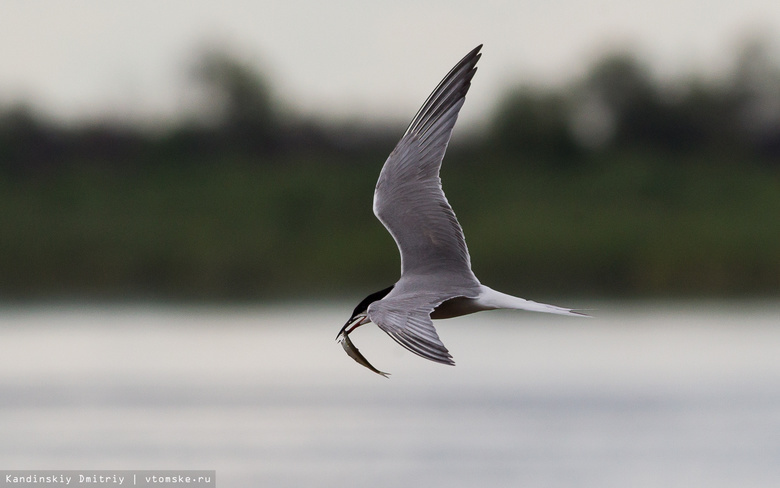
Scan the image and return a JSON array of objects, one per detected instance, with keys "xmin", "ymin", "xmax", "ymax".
[{"xmin": 350, "ymin": 285, "xmax": 394, "ymax": 319}]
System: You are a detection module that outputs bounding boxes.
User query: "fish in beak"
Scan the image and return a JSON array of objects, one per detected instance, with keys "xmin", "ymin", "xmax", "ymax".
[{"xmin": 336, "ymin": 315, "xmax": 390, "ymax": 378}]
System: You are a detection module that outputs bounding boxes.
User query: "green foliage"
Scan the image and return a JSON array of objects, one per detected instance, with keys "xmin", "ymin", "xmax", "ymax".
[
  {"xmin": 0, "ymin": 153, "xmax": 777, "ymax": 300},
  {"xmin": 446, "ymin": 154, "xmax": 780, "ymax": 297},
  {"xmin": 490, "ymin": 88, "xmax": 579, "ymax": 163}
]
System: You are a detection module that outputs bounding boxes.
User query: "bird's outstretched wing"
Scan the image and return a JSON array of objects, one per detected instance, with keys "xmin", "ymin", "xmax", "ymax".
[
  {"xmin": 368, "ymin": 293, "xmax": 455, "ymax": 365},
  {"xmin": 373, "ymin": 45, "xmax": 482, "ymax": 283}
]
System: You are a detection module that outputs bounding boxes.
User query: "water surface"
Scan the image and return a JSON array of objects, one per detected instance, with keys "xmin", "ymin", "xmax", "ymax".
[{"xmin": 1, "ymin": 302, "xmax": 778, "ymax": 487}]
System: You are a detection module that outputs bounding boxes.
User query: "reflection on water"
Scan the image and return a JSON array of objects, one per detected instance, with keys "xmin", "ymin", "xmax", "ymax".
[{"xmin": 0, "ymin": 302, "xmax": 779, "ymax": 487}]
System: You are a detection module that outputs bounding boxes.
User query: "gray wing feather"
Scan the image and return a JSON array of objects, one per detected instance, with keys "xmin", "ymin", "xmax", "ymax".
[
  {"xmin": 373, "ymin": 45, "xmax": 482, "ymax": 281},
  {"xmin": 368, "ymin": 294, "xmax": 455, "ymax": 365}
]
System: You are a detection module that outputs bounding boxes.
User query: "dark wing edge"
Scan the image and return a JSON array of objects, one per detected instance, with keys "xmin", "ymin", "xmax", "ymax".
[{"xmin": 403, "ymin": 44, "xmax": 482, "ymax": 141}]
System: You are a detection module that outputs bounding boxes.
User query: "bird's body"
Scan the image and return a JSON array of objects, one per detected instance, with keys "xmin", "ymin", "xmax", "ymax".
[{"xmin": 337, "ymin": 45, "xmax": 584, "ymax": 377}]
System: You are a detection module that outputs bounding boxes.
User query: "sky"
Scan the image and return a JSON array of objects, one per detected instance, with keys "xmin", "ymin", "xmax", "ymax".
[{"xmin": 2, "ymin": 0, "xmax": 780, "ymax": 128}]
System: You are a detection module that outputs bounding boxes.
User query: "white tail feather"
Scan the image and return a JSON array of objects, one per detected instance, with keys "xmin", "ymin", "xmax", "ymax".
[{"xmin": 476, "ymin": 286, "xmax": 586, "ymax": 317}]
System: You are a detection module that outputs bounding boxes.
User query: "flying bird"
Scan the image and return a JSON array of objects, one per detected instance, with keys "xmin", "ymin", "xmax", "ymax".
[{"xmin": 337, "ymin": 45, "xmax": 585, "ymax": 377}]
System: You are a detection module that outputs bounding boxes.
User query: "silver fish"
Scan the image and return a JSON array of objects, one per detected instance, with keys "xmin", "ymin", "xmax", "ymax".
[{"xmin": 337, "ymin": 331, "xmax": 389, "ymax": 378}]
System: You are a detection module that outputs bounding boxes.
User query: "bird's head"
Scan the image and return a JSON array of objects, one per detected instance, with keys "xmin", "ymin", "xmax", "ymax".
[
  {"xmin": 335, "ymin": 285, "xmax": 395, "ymax": 377},
  {"xmin": 336, "ymin": 284, "xmax": 394, "ymax": 341}
]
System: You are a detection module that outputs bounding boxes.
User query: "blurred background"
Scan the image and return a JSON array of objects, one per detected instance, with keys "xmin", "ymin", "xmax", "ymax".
[
  {"xmin": 1, "ymin": 1, "xmax": 779, "ymax": 487},
  {"xmin": 2, "ymin": 0, "xmax": 779, "ymax": 301}
]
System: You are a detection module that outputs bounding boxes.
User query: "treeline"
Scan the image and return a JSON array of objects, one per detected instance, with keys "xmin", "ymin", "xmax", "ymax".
[
  {"xmin": 3, "ymin": 41, "xmax": 780, "ymax": 173},
  {"xmin": 491, "ymin": 42, "xmax": 780, "ymax": 166},
  {"xmin": 0, "ymin": 43, "xmax": 779, "ymax": 300},
  {"xmin": 0, "ymin": 48, "xmax": 398, "ymax": 176}
]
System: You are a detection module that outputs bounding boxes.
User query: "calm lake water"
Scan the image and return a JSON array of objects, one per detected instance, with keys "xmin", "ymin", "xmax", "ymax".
[{"xmin": 0, "ymin": 302, "xmax": 779, "ymax": 487}]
